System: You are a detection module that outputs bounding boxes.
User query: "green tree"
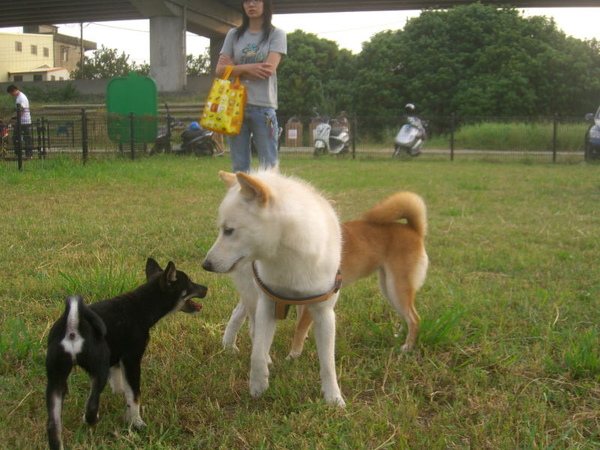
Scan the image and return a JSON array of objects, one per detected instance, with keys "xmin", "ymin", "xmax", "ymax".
[
  {"xmin": 187, "ymin": 50, "xmax": 211, "ymax": 76},
  {"xmin": 71, "ymin": 46, "xmax": 210, "ymax": 80},
  {"xmin": 277, "ymin": 30, "xmax": 356, "ymax": 119},
  {"xmin": 132, "ymin": 62, "xmax": 150, "ymax": 77},
  {"xmin": 351, "ymin": 30, "xmax": 406, "ymax": 119},
  {"xmin": 70, "ymin": 46, "xmax": 135, "ymax": 80},
  {"xmin": 352, "ymin": 3, "xmax": 600, "ymax": 118}
]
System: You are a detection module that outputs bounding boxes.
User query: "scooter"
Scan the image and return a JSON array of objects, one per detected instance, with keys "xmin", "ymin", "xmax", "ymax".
[
  {"xmin": 312, "ymin": 111, "xmax": 350, "ymax": 156},
  {"xmin": 174, "ymin": 125, "xmax": 219, "ymax": 157},
  {"xmin": 150, "ymin": 104, "xmax": 186, "ymax": 155},
  {"xmin": 393, "ymin": 118, "xmax": 427, "ymax": 157}
]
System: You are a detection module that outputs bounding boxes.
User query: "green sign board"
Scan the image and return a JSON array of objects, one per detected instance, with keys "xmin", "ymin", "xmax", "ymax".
[{"xmin": 106, "ymin": 72, "xmax": 158, "ymax": 144}]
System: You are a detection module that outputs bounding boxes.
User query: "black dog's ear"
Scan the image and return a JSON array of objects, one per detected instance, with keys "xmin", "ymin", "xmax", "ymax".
[
  {"xmin": 164, "ymin": 261, "xmax": 177, "ymax": 283},
  {"xmin": 146, "ymin": 258, "xmax": 162, "ymax": 280}
]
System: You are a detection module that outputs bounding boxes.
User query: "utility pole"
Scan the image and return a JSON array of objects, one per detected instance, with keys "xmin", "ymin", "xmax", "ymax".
[{"xmin": 80, "ymin": 23, "xmax": 84, "ymax": 79}]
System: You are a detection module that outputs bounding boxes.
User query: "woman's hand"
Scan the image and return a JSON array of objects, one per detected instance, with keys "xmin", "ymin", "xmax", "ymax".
[
  {"xmin": 218, "ymin": 54, "xmax": 235, "ymax": 67},
  {"xmin": 242, "ymin": 63, "xmax": 274, "ymax": 80},
  {"xmin": 217, "ymin": 52, "xmax": 281, "ymax": 79}
]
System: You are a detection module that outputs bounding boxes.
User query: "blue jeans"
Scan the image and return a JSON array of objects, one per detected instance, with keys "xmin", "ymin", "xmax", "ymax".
[{"xmin": 228, "ymin": 106, "xmax": 278, "ymax": 173}]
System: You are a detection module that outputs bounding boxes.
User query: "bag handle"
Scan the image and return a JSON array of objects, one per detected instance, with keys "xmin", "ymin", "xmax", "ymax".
[
  {"xmin": 223, "ymin": 65, "xmax": 243, "ymax": 86},
  {"xmin": 222, "ymin": 65, "xmax": 234, "ymax": 80}
]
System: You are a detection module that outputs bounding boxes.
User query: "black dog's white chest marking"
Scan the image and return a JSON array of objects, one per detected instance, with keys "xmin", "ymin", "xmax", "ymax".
[{"xmin": 60, "ymin": 298, "xmax": 84, "ymax": 363}]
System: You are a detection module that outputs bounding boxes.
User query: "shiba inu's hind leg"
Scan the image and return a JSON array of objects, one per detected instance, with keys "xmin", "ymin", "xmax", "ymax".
[
  {"xmin": 288, "ymin": 305, "xmax": 313, "ymax": 360},
  {"xmin": 378, "ymin": 266, "xmax": 420, "ymax": 352}
]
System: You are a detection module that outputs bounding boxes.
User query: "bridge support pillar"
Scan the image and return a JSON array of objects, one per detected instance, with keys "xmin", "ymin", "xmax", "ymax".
[
  {"xmin": 150, "ymin": 14, "xmax": 186, "ymax": 92},
  {"xmin": 209, "ymin": 36, "xmax": 226, "ymax": 72}
]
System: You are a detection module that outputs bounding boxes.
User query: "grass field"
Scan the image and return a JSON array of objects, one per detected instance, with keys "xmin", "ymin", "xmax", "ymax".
[{"xmin": 1, "ymin": 156, "xmax": 598, "ymax": 449}]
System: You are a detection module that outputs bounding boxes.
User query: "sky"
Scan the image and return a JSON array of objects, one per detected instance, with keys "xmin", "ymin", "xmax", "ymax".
[{"xmin": 2, "ymin": 7, "xmax": 600, "ymax": 65}]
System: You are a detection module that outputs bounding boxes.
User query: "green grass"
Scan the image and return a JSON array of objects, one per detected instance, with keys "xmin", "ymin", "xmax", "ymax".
[
  {"xmin": 1, "ymin": 156, "xmax": 599, "ymax": 448},
  {"xmin": 425, "ymin": 121, "xmax": 589, "ymax": 152}
]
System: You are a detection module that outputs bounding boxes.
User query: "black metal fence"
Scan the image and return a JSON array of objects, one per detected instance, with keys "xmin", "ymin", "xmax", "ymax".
[{"xmin": 1, "ymin": 103, "xmax": 596, "ymax": 170}]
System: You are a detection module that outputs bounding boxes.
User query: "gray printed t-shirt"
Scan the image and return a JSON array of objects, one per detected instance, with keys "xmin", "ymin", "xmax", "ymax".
[{"xmin": 220, "ymin": 27, "xmax": 287, "ymax": 109}]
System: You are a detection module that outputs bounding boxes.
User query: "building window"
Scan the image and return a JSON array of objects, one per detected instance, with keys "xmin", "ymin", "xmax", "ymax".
[
  {"xmin": 51, "ymin": 76, "xmax": 56, "ymax": 81},
  {"xmin": 44, "ymin": 47, "xmax": 50, "ymax": 57},
  {"xmin": 14, "ymin": 75, "xmax": 23, "ymax": 82},
  {"xmin": 31, "ymin": 45, "xmax": 37, "ymax": 55},
  {"xmin": 15, "ymin": 41, "xmax": 22, "ymax": 52},
  {"xmin": 61, "ymin": 47, "xmax": 69, "ymax": 62},
  {"xmin": 34, "ymin": 74, "xmax": 43, "ymax": 81}
]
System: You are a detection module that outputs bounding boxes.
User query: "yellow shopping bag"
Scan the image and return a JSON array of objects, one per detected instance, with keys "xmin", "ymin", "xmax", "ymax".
[{"xmin": 200, "ymin": 66, "xmax": 246, "ymax": 135}]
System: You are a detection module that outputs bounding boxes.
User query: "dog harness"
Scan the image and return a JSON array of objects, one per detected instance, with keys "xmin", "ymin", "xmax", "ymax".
[{"xmin": 251, "ymin": 261, "xmax": 343, "ymax": 320}]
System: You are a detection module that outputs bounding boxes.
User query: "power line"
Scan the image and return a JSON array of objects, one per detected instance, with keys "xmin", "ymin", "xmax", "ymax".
[{"xmin": 89, "ymin": 22, "xmax": 149, "ymax": 34}]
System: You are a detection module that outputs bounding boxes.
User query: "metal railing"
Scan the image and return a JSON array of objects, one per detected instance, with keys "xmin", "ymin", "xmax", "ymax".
[{"xmin": 0, "ymin": 104, "xmax": 595, "ymax": 169}]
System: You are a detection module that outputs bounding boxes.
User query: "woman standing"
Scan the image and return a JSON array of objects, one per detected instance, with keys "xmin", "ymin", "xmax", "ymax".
[{"xmin": 216, "ymin": 0, "xmax": 287, "ymax": 173}]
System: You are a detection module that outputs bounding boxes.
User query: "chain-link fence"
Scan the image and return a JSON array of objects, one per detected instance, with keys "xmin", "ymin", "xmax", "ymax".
[{"xmin": 1, "ymin": 104, "xmax": 597, "ymax": 170}]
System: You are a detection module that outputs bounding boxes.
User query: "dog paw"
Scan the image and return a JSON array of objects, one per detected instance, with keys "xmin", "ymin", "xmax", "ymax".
[
  {"xmin": 83, "ymin": 412, "xmax": 100, "ymax": 426},
  {"xmin": 322, "ymin": 385, "xmax": 346, "ymax": 408},
  {"xmin": 325, "ymin": 395, "xmax": 346, "ymax": 409},
  {"xmin": 129, "ymin": 417, "xmax": 147, "ymax": 429},
  {"xmin": 400, "ymin": 342, "xmax": 414, "ymax": 353},
  {"xmin": 249, "ymin": 378, "xmax": 268, "ymax": 398},
  {"xmin": 285, "ymin": 350, "xmax": 301, "ymax": 361},
  {"xmin": 223, "ymin": 343, "xmax": 240, "ymax": 353}
]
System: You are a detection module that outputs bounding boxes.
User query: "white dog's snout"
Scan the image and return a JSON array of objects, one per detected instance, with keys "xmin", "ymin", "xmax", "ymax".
[{"xmin": 201, "ymin": 259, "xmax": 214, "ymax": 272}]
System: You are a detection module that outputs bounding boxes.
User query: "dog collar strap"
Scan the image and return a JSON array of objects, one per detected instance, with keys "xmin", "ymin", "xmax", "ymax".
[{"xmin": 252, "ymin": 261, "xmax": 342, "ymax": 320}]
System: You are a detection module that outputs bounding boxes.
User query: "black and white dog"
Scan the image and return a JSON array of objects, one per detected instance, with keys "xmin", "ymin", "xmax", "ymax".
[{"xmin": 45, "ymin": 258, "xmax": 207, "ymax": 450}]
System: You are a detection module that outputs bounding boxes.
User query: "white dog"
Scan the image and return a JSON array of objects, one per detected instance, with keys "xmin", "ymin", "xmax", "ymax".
[{"xmin": 202, "ymin": 170, "xmax": 345, "ymax": 407}]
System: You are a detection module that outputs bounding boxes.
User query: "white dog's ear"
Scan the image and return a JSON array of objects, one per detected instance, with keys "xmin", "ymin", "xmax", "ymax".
[
  {"xmin": 219, "ymin": 171, "xmax": 239, "ymax": 188},
  {"xmin": 236, "ymin": 172, "xmax": 270, "ymax": 208}
]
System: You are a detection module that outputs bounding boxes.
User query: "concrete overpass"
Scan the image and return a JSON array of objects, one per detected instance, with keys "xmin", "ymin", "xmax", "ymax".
[{"xmin": 2, "ymin": 0, "xmax": 599, "ymax": 91}]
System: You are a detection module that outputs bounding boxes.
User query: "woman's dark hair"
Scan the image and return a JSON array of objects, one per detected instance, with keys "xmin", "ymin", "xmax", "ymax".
[{"xmin": 235, "ymin": 0, "xmax": 273, "ymax": 43}]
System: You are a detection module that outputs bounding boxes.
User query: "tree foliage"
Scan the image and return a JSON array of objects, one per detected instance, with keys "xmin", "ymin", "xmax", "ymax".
[
  {"xmin": 277, "ymin": 30, "xmax": 356, "ymax": 119},
  {"xmin": 349, "ymin": 3, "xmax": 600, "ymax": 118},
  {"xmin": 186, "ymin": 50, "xmax": 211, "ymax": 76},
  {"xmin": 275, "ymin": 4, "xmax": 600, "ymax": 119},
  {"xmin": 71, "ymin": 46, "xmax": 211, "ymax": 80},
  {"xmin": 70, "ymin": 46, "xmax": 137, "ymax": 80}
]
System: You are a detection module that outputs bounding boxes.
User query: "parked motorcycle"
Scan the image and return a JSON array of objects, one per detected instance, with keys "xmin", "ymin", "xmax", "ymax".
[
  {"xmin": 584, "ymin": 105, "xmax": 600, "ymax": 161},
  {"xmin": 393, "ymin": 115, "xmax": 427, "ymax": 157},
  {"xmin": 312, "ymin": 110, "xmax": 350, "ymax": 157},
  {"xmin": 173, "ymin": 121, "xmax": 219, "ymax": 157},
  {"xmin": 150, "ymin": 104, "xmax": 186, "ymax": 155},
  {"xmin": 150, "ymin": 105, "xmax": 218, "ymax": 157}
]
